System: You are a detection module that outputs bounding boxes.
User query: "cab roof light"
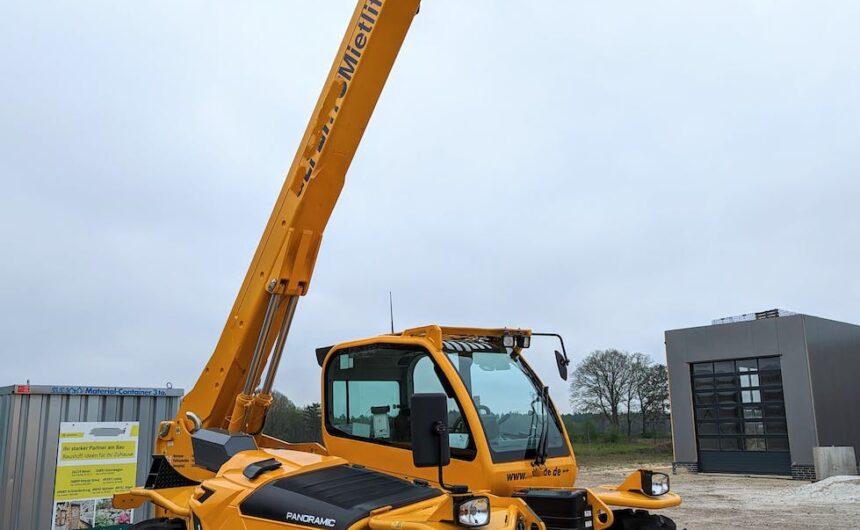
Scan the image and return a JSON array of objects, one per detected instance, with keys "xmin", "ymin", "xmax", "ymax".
[{"xmin": 502, "ymin": 333, "xmax": 530, "ymax": 349}]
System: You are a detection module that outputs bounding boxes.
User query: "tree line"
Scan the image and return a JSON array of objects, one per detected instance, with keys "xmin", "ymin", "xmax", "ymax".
[
  {"xmin": 569, "ymin": 349, "xmax": 669, "ymax": 439},
  {"xmin": 262, "ymin": 392, "xmax": 323, "ymax": 443}
]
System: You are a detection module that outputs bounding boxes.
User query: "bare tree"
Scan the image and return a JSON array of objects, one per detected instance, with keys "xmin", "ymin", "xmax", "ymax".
[
  {"xmin": 570, "ymin": 349, "xmax": 634, "ymax": 429},
  {"xmin": 638, "ymin": 364, "xmax": 669, "ymax": 434},
  {"xmin": 625, "ymin": 352, "xmax": 651, "ymax": 437}
]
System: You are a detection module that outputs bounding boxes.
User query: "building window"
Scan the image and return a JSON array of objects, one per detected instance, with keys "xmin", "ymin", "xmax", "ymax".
[{"xmin": 691, "ymin": 356, "xmax": 789, "ymax": 453}]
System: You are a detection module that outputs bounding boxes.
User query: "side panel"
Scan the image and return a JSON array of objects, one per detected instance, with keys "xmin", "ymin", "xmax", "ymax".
[
  {"xmin": 803, "ymin": 316, "xmax": 860, "ymax": 458},
  {"xmin": 0, "ymin": 392, "xmax": 11, "ymax": 527},
  {"xmin": 699, "ymin": 451, "xmax": 791, "ymax": 474}
]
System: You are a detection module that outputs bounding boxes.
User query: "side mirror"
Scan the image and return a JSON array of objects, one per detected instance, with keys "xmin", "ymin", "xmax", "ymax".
[
  {"xmin": 532, "ymin": 332, "xmax": 570, "ymax": 381},
  {"xmin": 410, "ymin": 393, "xmax": 450, "ymax": 468},
  {"xmin": 555, "ymin": 350, "xmax": 568, "ymax": 380}
]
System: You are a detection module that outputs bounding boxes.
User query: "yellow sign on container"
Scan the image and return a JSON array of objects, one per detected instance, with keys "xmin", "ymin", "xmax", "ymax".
[{"xmin": 51, "ymin": 422, "xmax": 139, "ymax": 529}]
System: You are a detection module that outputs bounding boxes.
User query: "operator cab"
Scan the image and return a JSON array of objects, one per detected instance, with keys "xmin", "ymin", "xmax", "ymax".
[
  {"xmin": 318, "ymin": 329, "xmax": 680, "ymax": 529},
  {"xmin": 319, "ymin": 331, "xmax": 571, "ymax": 484}
]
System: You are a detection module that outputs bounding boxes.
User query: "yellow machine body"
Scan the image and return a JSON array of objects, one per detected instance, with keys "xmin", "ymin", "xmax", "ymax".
[{"xmin": 116, "ymin": 449, "xmax": 547, "ymax": 530}]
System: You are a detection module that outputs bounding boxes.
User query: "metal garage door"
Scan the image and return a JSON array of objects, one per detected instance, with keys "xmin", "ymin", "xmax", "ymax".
[{"xmin": 691, "ymin": 356, "xmax": 791, "ymax": 475}]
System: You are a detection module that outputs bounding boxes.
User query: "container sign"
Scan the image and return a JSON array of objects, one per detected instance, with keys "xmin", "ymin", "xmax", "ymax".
[{"xmin": 51, "ymin": 422, "xmax": 139, "ymax": 530}]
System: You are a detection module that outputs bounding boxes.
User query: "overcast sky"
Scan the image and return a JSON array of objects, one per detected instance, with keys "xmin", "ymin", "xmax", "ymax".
[{"xmin": 2, "ymin": 1, "xmax": 858, "ymax": 413}]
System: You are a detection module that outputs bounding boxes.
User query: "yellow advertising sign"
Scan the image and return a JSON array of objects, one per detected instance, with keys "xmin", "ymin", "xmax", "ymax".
[{"xmin": 52, "ymin": 422, "xmax": 139, "ymax": 529}]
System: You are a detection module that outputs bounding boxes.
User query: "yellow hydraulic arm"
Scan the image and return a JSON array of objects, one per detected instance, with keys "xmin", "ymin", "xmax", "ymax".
[{"xmin": 156, "ymin": 0, "xmax": 420, "ymax": 482}]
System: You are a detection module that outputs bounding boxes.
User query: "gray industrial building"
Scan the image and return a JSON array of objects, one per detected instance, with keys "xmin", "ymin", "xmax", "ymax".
[
  {"xmin": 0, "ymin": 384, "xmax": 182, "ymax": 530},
  {"xmin": 666, "ymin": 309, "xmax": 860, "ymax": 479}
]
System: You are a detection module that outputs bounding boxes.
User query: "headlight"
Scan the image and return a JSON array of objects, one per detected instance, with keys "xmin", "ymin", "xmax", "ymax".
[
  {"xmin": 641, "ymin": 471, "xmax": 670, "ymax": 496},
  {"xmin": 456, "ymin": 496, "xmax": 490, "ymax": 527}
]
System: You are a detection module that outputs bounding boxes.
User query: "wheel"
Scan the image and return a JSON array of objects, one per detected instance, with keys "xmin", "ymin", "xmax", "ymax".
[
  {"xmin": 608, "ymin": 509, "xmax": 677, "ymax": 530},
  {"xmin": 129, "ymin": 518, "xmax": 187, "ymax": 530}
]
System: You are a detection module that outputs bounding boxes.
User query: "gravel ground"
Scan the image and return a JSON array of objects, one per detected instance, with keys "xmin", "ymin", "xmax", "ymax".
[{"xmin": 576, "ymin": 465, "xmax": 860, "ymax": 529}]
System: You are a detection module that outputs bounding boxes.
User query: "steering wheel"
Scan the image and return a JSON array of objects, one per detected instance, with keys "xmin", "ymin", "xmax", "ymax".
[
  {"xmin": 477, "ymin": 404, "xmax": 494, "ymax": 417},
  {"xmin": 451, "ymin": 405, "xmax": 495, "ymax": 433}
]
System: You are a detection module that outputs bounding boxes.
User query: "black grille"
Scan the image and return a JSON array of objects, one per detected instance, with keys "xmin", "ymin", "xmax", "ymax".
[
  {"xmin": 145, "ymin": 455, "xmax": 199, "ymax": 489},
  {"xmin": 512, "ymin": 489, "xmax": 592, "ymax": 530}
]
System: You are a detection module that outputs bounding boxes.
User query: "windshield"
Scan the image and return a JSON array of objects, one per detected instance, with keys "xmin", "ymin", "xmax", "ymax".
[{"xmin": 445, "ymin": 350, "xmax": 568, "ymax": 463}]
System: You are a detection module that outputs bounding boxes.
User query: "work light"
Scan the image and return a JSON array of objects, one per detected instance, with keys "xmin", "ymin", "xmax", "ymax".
[
  {"xmin": 456, "ymin": 496, "xmax": 490, "ymax": 527},
  {"xmin": 502, "ymin": 333, "xmax": 530, "ymax": 349}
]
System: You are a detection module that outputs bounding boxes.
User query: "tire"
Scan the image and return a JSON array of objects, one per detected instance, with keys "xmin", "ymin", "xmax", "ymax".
[
  {"xmin": 607, "ymin": 509, "xmax": 677, "ymax": 530},
  {"xmin": 129, "ymin": 517, "xmax": 187, "ymax": 530}
]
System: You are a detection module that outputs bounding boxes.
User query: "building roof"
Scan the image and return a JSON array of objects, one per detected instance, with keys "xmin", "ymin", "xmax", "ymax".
[{"xmin": 0, "ymin": 384, "xmax": 184, "ymax": 396}]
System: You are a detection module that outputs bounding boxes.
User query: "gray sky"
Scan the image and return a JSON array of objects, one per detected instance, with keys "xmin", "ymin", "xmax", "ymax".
[{"xmin": 2, "ymin": 1, "xmax": 858, "ymax": 414}]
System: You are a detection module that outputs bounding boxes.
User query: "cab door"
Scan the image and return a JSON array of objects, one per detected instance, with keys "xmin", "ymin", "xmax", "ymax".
[{"xmin": 321, "ymin": 341, "xmax": 489, "ymax": 489}]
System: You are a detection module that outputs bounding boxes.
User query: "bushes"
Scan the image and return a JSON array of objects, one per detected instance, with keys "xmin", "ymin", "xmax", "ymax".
[{"xmin": 563, "ymin": 412, "xmax": 671, "ymax": 444}]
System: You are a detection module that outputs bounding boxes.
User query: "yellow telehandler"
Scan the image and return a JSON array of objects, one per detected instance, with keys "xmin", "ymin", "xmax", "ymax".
[
  {"xmin": 113, "ymin": 1, "xmax": 683, "ymax": 529},
  {"xmin": 113, "ymin": 2, "xmax": 542, "ymax": 530}
]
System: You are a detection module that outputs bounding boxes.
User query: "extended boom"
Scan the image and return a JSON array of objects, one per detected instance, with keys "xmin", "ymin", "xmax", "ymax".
[{"xmin": 158, "ymin": 0, "xmax": 420, "ymax": 482}]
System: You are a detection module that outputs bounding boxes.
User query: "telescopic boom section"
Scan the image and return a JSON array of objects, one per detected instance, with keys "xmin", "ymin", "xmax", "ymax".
[{"xmin": 159, "ymin": 0, "xmax": 420, "ymax": 481}]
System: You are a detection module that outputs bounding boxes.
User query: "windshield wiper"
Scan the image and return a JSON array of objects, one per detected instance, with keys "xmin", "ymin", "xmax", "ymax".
[{"xmin": 510, "ymin": 353, "xmax": 553, "ymax": 466}]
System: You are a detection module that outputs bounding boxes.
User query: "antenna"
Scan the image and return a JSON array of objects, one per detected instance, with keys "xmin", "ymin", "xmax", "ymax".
[{"xmin": 389, "ymin": 291, "xmax": 395, "ymax": 333}]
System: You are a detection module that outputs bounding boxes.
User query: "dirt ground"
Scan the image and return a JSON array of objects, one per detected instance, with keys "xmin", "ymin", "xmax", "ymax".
[{"xmin": 576, "ymin": 464, "xmax": 860, "ymax": 529}]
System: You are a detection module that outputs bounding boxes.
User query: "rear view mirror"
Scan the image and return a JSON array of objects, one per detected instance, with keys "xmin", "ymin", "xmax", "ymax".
[
  {"xmin": 410, "ymin": 393, "xmax": 451, "ymax": 468},
  {"xmin": 555, "ymin": 350, "xmax": 568, "ymax": 380},
  {"xmin": 531, "ymin": 333, "xmax": 571, "ymax": 381}
]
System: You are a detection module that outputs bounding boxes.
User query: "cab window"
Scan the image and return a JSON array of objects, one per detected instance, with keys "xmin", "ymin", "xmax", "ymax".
[
  {"xmin": 325, "ymin": 344, "xmax": 476, "ymax": 459},
  {"xmin": 445, "ymin": 350, "xmax": 569, "ymax": 463}
]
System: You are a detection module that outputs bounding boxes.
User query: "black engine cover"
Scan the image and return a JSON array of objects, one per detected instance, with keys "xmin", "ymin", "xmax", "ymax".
[{"xmin": 240, "ymin": 465, "xmax": 442, "ymax": 530}]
